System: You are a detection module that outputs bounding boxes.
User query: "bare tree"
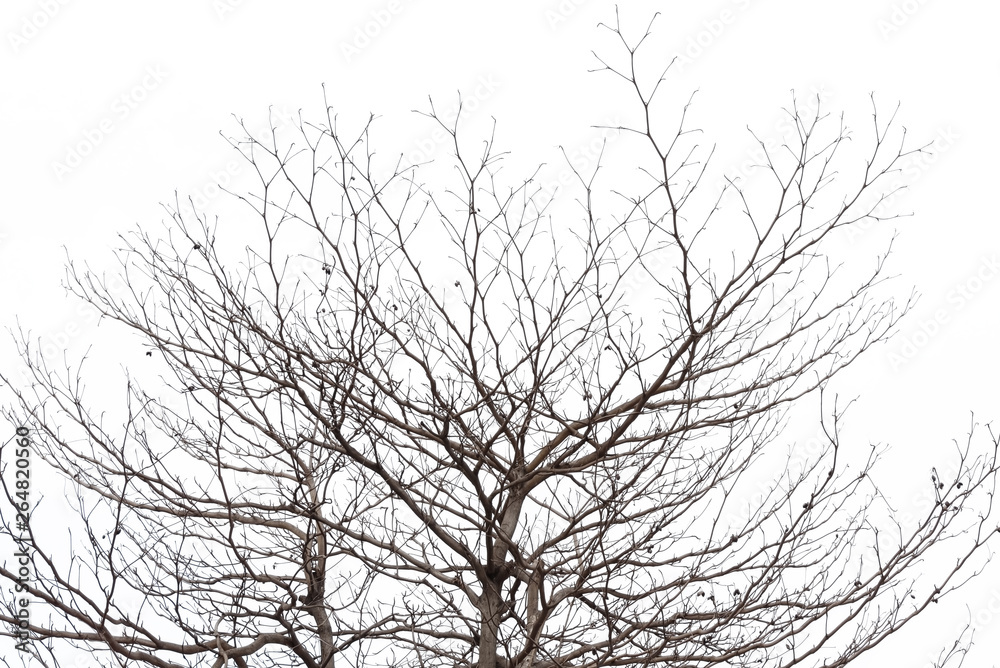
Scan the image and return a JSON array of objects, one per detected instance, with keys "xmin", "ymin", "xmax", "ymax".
[{"xmin": 2, "ymin": 17, "xmax": 997, "ymax": 668}]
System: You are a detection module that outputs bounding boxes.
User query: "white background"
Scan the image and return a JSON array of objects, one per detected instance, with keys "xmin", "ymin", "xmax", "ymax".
[{"xmin": 1, "ymin": 0, "xmax": 998, "ymax": 666}]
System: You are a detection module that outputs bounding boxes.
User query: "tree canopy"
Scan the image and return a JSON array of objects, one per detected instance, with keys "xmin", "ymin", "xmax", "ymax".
[{"xmin": 2, "ymin": 17, "xmax": 997, "ymax": 668}]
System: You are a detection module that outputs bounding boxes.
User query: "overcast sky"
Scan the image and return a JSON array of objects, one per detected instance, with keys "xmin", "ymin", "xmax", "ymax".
[{"xmin": 2, "ymin": 1, "xmax": 999, "ymax": 665}]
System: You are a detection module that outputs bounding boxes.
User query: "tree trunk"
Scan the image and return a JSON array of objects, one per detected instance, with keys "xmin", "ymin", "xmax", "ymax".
[{"xmin": 477, "ymin": 580, "xmax": 503, "ymax": 668}]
